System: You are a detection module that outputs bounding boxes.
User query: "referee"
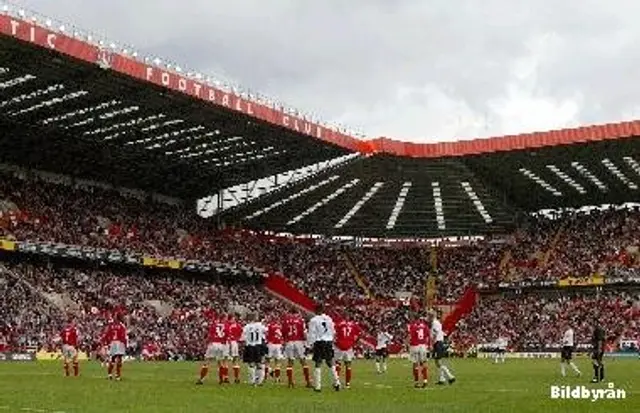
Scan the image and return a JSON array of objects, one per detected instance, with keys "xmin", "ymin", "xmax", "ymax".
[{"xmin": 590, "ymin": 317, "xmax": 606, "ymax": 383}]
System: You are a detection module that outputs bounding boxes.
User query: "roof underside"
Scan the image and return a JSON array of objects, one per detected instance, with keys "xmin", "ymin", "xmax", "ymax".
[
  {"xmin": 0, "ymin": 34, "xmax": 349, "ymax": 200},
  {"xmin": 222, "ymin": 138, "xmax": 640, "ymax": 237},
  {"xmin": 2, "ymin": 16, "xmax": 640, "ymax": 237}
]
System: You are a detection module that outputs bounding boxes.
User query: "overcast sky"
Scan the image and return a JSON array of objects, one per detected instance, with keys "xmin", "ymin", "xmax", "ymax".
[{"xmin": 12, "ymin": 0, "xmax": 640, "ymax": 143}]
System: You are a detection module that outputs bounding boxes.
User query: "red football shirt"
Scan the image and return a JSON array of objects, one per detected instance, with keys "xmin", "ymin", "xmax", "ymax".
[
  {"xmin": 227, "ymin": 321, "xmax": 243, "ymax": 342},
  {"xmin": 61, "ymin": 325, "xmax": 78, "ymax": 347},
  {"xmin": 207, "ymin": 320, "xmax": 228, "ymax": 344},
  {"xmin": 408, "ymin": 320, "xmax": 430, "ymax": 346},
  {"xmin": 266, "ymin": 322, "xmax": 284, "ymax": 345},
  {"xmin": 335, "ymin": 320, "xmax": 361, "ymax": 351},
  {"xmin": 104, "ymin": 322, "xmax": 127, "ymax": 346},
  {"xmin": 282, "ymin": 316, "xmax": 306, "ymax": 342}
]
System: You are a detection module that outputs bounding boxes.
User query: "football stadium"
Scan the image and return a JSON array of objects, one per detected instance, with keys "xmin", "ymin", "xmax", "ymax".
[{"xmin": 0, "ymin": 3, "xmax": 638, "ymax": 413}]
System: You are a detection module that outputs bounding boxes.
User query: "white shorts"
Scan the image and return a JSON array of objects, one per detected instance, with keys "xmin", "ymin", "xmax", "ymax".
[
  {"xmin": 284, "ymin": 341, "xmax": 306, "ymax": 360},
  {"xmin": 334, "ymin": 348, "xmax": 355, "ymax": 362},
  {"xmin": 109, "ymin": 341, "xmax": 126, "ymax": 357},
  {"xmin": 409, "ymin": 345, "xmax": 428, "ymax": 363},
  {"xmin": 205, "ymin": 343, "xmax": 229, "ymax": 360},
  {"xmin": 228, "ymin": 341, "xmax": 240, "ymax": 359},
  {"xmin": 267, "ymin": 344, "xmax": 284, "ymax": 360},
  {"xmin": 62, "ymin": 345, "xmax": 77, "ymax": 359}
]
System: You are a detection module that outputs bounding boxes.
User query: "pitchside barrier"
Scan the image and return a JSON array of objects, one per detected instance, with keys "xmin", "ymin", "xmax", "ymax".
[
  {"xmin": 35, "ymin": 351, "xmax": 89, "ymax": 361},
  {"xmin": 477, "ymin": 351, "xmax": 638, "ymax": 359},
  {"xmin": 0, "ymin": 352, "xmax": 36, "ymax": 362}
]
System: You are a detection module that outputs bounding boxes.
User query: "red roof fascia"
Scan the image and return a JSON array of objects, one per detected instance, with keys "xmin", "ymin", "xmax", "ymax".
[{"xmin": 1, "ymin": 14, "xmax": 639, "ymax": 159}]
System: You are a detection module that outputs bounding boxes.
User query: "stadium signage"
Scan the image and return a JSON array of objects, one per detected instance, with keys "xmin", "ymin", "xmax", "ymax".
[
  {"xmin": 6, "ymin": 238, "xmax": 261, "ymax": 278},
  {"xmin": 0, "ymin": 15, "xmax": 350, "ymax": 150},
  {"xmin": 5, "ymin": 18, "xmax": 57, "ymax": 49},
  {"xmin": 0, "ymin": 352, "xmax": 36, "ymax": 362}
]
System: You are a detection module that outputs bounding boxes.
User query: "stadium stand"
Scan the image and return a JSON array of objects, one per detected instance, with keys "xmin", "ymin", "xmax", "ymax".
[{"xmin": 0, "ymin": 6, "xmax": 639, "ymax": 358}]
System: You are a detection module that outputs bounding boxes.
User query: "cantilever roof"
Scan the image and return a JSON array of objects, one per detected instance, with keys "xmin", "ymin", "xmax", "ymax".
[{"xmin": 1, "ymin": 10, "xmax": 640, "ymax": 236}]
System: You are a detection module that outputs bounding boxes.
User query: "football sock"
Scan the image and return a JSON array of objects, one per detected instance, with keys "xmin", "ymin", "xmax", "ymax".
[
  {"xmin": 330, "ymin": 365, "xmax": 340, "ymax": 385},
  {"xmin": 314, "ymin": 367, "xmax": 322, "ymax": 390},
  {"xmin": 336, "ymin": 363, "xmax": 342, "ymax": 376},
  {"xmin": 375, "ymin": 362, "xmax": 381, "ymax": 373},
  {"xmin": 442, "ymin": 365, "xmax": 454, "ymax": 379},
  {"xmin": 73, "ymin": 361, "xmax": 79, "ymax": 376},
  {"xmin": 64, "ymin": 362, "xmax": 69, "ymax": 377},
  {"xmin": 598, "ymin": 365, "xmax": 604, "ymax": 381},
  {"xmin": 561, "ymin": 363, "xmax": 566, "ymax": 377},
  {"xmin": 570, "ymin": 362, "xmax": 581, "ymax": 375},
  {"xmin": 248, "ymin": 366, "xmax": 256, "ymax": 384},
  {"xmin": 421, "ymin": 366, "xmax": 428, "ymax": 382},
  {"xmin": 382, "ymin": 362, "xmax": 387, "ymax": 372},
  {"xmin": 218, "ymin": 365, "xmax": 224, "ymax": 383},
  {"xmin": 274, "ymin": 367, "xmax": 281, "ymax": 380},
  {"xmin": 413, "ymin": 367, "xmax": 419, "ymax": 382},
  {"xmin": 199, "ymin": 365, "xmax": 209, "ymax": 380},
  {"xmin": 257, "ymin": 364, "xmax": 265, "ymax": 384},
  {"xmin": 303, "ymin": 365, "xmax": 311, "ymax": 385},
  {"xmin": 115, "ymin": 360, "xmax": 122, "ymax": 377},
  {"xmin": 233, "ymin": 365, "xmax": 240, "ymax": 381},
  {"xmin": 345, "ymin": 366, "xmax": 352, "ymax": 385},
  {"xmin": 107, "ymin": 362, "xmax": 114, "ymax": 376},
  {"xmin": 592, "ymin": 364, "xmax": 599, "ymax": 380},
  {"xmin": 286, "ymin": 367, "xmax": 294, "ymax": 385}
]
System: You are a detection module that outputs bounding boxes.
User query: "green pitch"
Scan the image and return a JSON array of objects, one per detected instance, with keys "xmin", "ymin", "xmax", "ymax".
[{"xmin": 0, "ymin": 358, "xmax": 637, "ymax": 413}]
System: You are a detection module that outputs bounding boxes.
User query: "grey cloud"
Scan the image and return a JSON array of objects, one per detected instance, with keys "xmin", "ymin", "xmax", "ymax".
[{"xmin": 14, "ymin": 0, "xmax": 640, "ymax": 142}]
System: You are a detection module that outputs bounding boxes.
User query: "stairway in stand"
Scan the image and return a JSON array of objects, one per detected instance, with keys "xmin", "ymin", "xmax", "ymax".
[{"xmin": 341, "ymin": 250, "xmax": 374, "ymax": 299}]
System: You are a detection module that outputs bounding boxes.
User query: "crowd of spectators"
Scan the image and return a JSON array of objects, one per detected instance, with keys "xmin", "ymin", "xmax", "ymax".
[
  {"xmin": 1, "ymin": 170, "xmax": 639, "ymax": 354},
  {"xmin": 0, "ymin": 255, "xmax": 280, "ymax": 359},
  {"xmin": 452, "ymin": 289, "xmax": 640, "ymax": 351}
]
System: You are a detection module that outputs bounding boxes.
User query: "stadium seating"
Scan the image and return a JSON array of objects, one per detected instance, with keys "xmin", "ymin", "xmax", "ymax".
[{"xmin": 1, "ymin": 170, "xmax": 639, "ymax": 354}]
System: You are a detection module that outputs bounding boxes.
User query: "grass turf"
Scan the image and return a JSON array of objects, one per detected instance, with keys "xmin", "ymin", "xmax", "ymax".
[{"xmin": 0, "ymin": 358, "xmax": 637, "ymax": 413}]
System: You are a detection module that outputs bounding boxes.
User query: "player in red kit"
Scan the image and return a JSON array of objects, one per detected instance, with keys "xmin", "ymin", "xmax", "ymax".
[
  {"xmin": 282, "ymin": 312, "xmax": 311, "ymax": 388},
  {"xmin": 226, "ymin": 314, "xmax": 243, "ymax": 384},
  {"xmin": 60, "ymin": 317, "xmax": 80, "ymax": 377},
  {"xmin": 103, "ymin": 315, "xmax": 127, "ymax": 381},
  {"xmin": 265, "ymin": 319, "xmax": 284, "ymax": 383},
  {"xmin": 334, "ymin": 318, "xmax": 362, "ymax": 389},
  {"xmin": 197, "ymin": 316, "xmax": 230, "ymax": 385},
  {"xmin": 408, "ymin": 314, "xmax": 430, "ymax": 388}
]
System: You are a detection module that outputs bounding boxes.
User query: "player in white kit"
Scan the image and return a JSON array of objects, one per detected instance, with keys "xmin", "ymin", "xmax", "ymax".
[
  {"xmin": 307, "ymin": 304, "xmax": 341, "ymax": 392},
  {"xmin": 429, "ymin": 310, "xmax": 455, "ymax": 385},
  {"xmin": 375, "ymin": 330, "xmax": 393, "ymax": 374},
  {"xmin": 494, "ymin": 336, "xmax": 508, "ymax": 364},
  {"xmin": 560, "ymin": 325, "xmax": 582, "ymax": 377},
  {"xmin": 242, "ymin": 313, "xmax": 268, "ymax": 386}
]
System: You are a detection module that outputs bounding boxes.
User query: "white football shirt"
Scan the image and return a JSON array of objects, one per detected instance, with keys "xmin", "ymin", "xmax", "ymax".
[
  {"xmin": 431, "ymin": 319, "xmax": 445, "ymax": 342},
  {"xmin": 243, "ymin": 322, "xmax": 266, "ymax": 346},
  {"xmin": 562, "ymin": 328, "xmax": 574, "ymax": 347},
  {"xmin": 307, "ymin": 314, "xmax": 335, "ymax": 344},
  {"xmin": 497, "ymin": 337, "xmax": 508, "ymax": 349},
  {"xmin": 376, "ymin": 332, "xmax": 393, "ymax": 349}
]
